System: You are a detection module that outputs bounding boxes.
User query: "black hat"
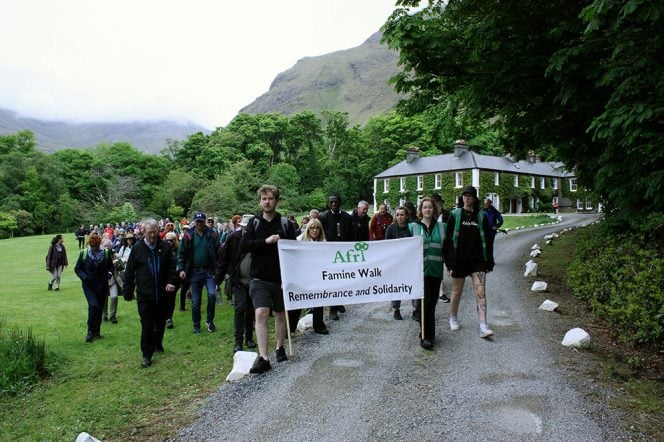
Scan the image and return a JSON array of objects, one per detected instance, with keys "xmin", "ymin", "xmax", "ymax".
[{"xmin": 462, "ymin": 186, "xmax": 478, "ymax": 198}]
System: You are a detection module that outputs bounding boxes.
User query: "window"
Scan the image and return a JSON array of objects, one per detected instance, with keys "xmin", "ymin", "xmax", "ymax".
[
  {"xmin": 530, "ymin": 176, "xmax": 535, "ymax": 188},
  {"xmin": 552, "ymin": 178, "xmax": 558, "ymax": 190},
  {"xmin": 570, "ymin": 178, "xmax": 577, "ymax": 192},
  {"xmin": 576, "ymin": 199, "xmax": 583, "ymax": 210},
  {"xmin": 417, "ymin": 175, "xmax": 423, "ymax": 191},
  {"xmin": 434, "ymin": 174, "xmax": 442, "ymax": 189},
  {"xmin": 455, "ymin": 172, "xmax": 463, "ymax": 188},
  {"xmin": 383, "ymin": 179, "xmax": 389, "ymax": 193},
  {"xmin": 400, "ymin": 177, "xmax": 406, "ymax": 192},
  {"xmin": 540, "ymin": 177, "xmax": 545, "ymax": 189},
  {"xmin": 494, "ymin": 172, "xmax": 500, "ymax": 186},
  {"xmin": 514, "ymin": 175, "xmax": 519, "ymax": 187},
  {"xmin": 585, "ymin": 197, "xmax": 592, "ymax": 210}
]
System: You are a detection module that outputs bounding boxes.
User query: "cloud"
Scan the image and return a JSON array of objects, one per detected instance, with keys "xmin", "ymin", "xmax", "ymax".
[{"xmin": 0, "ymin": 0, "xmax": 397, "ymax": 129}]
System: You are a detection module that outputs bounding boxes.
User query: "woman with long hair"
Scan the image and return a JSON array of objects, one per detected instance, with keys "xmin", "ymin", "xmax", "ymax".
[
  {"xmin": 46, "ymin": 234, "xmax": 68, "ymax": 291},
  {"xmin": 288, "ymin": 218, "xmax": 330, "ymax": 334},
  {"xmin": 409, "ymin": 197, "xmax": 445, "ymax": 350},
  {"xmin": 385, "ymin": 206, "xmax": 412, "ymax": 320},
  {"xmin": 443, "ymin": 186, "xmax": 495, "ymax": 338},
  {"xmin": 75, "ymin": 232, "xmax": 114, "ymax": 342}
]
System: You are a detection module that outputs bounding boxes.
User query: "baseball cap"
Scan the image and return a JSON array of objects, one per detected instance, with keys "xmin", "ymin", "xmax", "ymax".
[{"xmin": 192, "ymin": 212, "xmax": 206, "ymax": 221}]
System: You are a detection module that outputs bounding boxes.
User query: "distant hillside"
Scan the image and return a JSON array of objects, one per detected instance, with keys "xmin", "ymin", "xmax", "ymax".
[
  {"xmin": 0, "ymin": 108, "xmax": 209, "ymax": 154},
  {"xmin": 240, "ymin": 32, "xmax": 404, "ymax": 126}
]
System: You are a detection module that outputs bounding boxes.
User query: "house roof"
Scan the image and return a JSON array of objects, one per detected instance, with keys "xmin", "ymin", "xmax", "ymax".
[{"xmin": 374, "ymin": 150, "xmax": 573, "ymax": 179}]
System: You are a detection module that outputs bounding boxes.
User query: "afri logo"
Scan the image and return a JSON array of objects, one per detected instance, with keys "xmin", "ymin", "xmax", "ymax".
[{"xmin": 333, "ymin": 242, "xmax": 369, "ymax": 264}]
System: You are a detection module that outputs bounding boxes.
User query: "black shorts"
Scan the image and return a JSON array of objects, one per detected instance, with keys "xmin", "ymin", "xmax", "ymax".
[
  {"xmin": 450, "ymin": 261, "xmax": 487, "ymax": 279},
  {"xmin": 249, "ymin": 279, "xmax": 284, "ymax": 312}
]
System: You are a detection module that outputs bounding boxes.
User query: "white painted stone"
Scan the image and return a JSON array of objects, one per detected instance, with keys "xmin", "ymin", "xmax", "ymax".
[
  {"xmin": 530, "ymin": 249, "xmax": 541, "ymax": 258},
  {"xmin": 297, "ymin": 313, "xmax": 313, "ymax": 332},
  {"xmin": 552, "ymin": 233, "xmax": 559, "ymax": 238},
  {"xmin": 524, "ymin": 260, "xmax": 538, "ymax": 277},
  {"xmin": 538, "ymin": 300, "xmax": 559, "ymax": 311},
  {"xmin": 546, "ymin": 240, "xmax": 552, "ymax": 245},
  {"xmin": 226, "ymin": 351, "xmax": 258, "ymax": 381},
  {"xmin": 531, "ymin": 281, "xmax": 547, "ymax": 291},
  {"xmin": 531, "ymin": 244, "xmax": 541, "ymax": 250},
  {"xmin": 562, "ymin": 328, "xmax": 591, "ymax": 347},
  {"xmin": 544, "ymin": 234, "xmax": 554, "ymax": 240},
  {"xmin": 76, "ymin": 434, "xmax": 101, "ymax": 442}
]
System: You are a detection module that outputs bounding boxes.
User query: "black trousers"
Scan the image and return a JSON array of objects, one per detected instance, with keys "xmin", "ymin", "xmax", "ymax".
[
  {"xmin": 179, "ymin": 280, "xmax": 190, "ymax": 310},
  {"xmin": 288, "ymin": 307, "xmax": 325, "ymax": 331},
  {"xmin": 422, "ymin": 276, "xmax": 441, "ymax": 341},
  {"xmin": 232, "ymin": 283, "xmax": 255, "ymax": 344},
  {"xmin": 137, "ymin": 296, "xmax": 169, "ymax": 358}
]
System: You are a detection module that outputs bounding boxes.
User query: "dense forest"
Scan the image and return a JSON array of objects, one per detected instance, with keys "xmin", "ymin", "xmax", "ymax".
[
  {"xmin": 0, "ymin": 108, "xmax": 501, "ymax": 238},
  {"xmin": 1, "ymin": 0, "xmax": 661, "ymax": 239}
]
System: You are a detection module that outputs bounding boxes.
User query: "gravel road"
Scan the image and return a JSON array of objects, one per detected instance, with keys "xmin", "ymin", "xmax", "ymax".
[{"xmin": 174, "ymin": 213, "xmax": 627, "ymax": 441}]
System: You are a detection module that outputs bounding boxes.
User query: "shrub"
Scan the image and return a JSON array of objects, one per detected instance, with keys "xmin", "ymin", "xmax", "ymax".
[
  {"xmin": 0, "ymin": 321, "xmax": 50, "ymax": 396},
  {"xmin": 567, "ymin": 222, "xmax": 664, "ymax": 349}
]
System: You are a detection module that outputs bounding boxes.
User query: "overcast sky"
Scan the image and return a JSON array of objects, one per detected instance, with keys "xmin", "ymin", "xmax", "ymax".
[{"xmin": 0, "ymin": 1, "xmax": 400, "ymax": 129}]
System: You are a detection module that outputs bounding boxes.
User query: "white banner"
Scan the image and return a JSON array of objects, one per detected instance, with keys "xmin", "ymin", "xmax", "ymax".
[{"xmin": 278, "ymin": 236, "xmax": 424, "ymax": 310}]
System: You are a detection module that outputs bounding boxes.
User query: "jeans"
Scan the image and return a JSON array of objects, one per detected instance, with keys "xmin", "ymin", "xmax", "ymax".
[
  {"xmin": 189, "ymin": 268, "xmax": 216, "ymax": 328},
  {"xmin": 49, "ymin": 266, "xmax": 64, "ymax": 288},
  {"xmin": 83, "ymin": 284, "xmax": 106, "ymax": 337}
]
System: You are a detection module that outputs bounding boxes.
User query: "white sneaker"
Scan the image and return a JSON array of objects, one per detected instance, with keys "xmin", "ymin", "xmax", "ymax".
[
  {"xmin": 449, "ymin": 316, "xmax": 460, "ymax": 331},
  {"xmin": 480, "ymin": 323, "xmax": 494, "ymax": 338}
]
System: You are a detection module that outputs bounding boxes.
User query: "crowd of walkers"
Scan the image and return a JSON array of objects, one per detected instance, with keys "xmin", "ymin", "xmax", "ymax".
[{"xmin": 51, "ymin": 184, "xmax": 503, "ymax": 369}]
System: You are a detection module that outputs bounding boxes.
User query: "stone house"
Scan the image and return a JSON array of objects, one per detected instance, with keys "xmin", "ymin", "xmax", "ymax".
[{"xmin": 373, "ymin": 141, "xmax": 595, "ymax": 214}]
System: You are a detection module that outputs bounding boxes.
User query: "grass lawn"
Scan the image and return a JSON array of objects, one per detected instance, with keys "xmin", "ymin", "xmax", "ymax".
[
  {"xmin": 0, "ymin": 234, "xmax": 238, "ymax": 441},
  {"xmin": 501, "ymin": 213, "xmax": 558, "ymax": 230}
]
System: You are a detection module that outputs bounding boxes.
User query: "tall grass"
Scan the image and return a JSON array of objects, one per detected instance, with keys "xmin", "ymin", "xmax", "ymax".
[{"xmin": 0, "ymin": 321, "xmax": 49, "ymax": 396}]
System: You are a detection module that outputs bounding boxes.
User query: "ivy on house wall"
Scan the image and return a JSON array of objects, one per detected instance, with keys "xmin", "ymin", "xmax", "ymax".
[{"xmin": 377, "ymin": 172, "xmax": 595, "ymax": 214}]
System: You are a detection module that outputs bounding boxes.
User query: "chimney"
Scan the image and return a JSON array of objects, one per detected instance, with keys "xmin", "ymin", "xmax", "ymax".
[
  {"xmin": 453, "ymin": 139, "xmax": 468, "ymax": 158},
  {"xmin": 527, "ymin": 150, "xmax": 537, "ymax": 163},
  {"xmin": 405, "ymin": 146, "xmax": 420, "ymax": 163}
]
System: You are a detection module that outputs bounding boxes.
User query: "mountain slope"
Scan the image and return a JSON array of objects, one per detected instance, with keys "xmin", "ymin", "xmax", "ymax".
[
  {"xmin": 240, "ymin": 32, "xmax": 403, "ymax": 126},
  {"xmin": 0, "ymin": 108, "xmax": 209, "ymax": 154}
]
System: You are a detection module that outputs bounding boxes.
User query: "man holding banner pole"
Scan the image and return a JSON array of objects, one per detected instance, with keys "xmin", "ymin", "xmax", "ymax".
[{"xmin": 240, "ymin": 185, "xmax": 296, "ymax": 374}]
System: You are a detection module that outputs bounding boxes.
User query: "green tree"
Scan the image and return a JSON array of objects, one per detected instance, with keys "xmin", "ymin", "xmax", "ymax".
[
  {"xmin": 382, "ymin": 0, "xmax": 664, "ymax": 220},
  {"xmin": 0, "ymin": 212, "xmax": 18, "ymax": 238}
]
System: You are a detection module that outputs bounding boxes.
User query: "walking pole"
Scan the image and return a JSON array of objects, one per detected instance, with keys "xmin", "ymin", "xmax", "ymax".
[
  {"xmin": 285, "ymin": 310, "xmax": 293, "ymax": 356},
  {"xmin": 421, "ymin": 295, "xmax": 425, "ymax": 340}
]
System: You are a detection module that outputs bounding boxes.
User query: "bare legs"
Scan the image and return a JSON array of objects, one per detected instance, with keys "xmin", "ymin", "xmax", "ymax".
[
  {"xmin": 254, "ymin": 307, "xmax": 286, "ymax": 359},
  {"xmin": 449, "ymin": 272, "xmax": 488, "ymax": 323}
]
